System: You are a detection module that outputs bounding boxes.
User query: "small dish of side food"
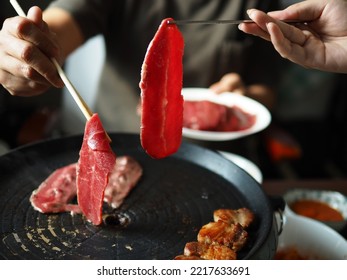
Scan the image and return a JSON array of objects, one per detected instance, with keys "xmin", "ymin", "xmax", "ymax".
[{"xmin": 283, "ymin": 189, "xmax": 347, "ymax": 232}]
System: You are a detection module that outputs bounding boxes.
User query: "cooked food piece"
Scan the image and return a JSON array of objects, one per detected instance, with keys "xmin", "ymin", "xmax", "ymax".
[
  {"xmin": 183, "ymin": 100, "xmax": 256, "ymax": 132},
  {"xmin": 174, "ymin": 207, "xmax": 255, "ymax": 260},
  {"xmin": 213, "ymin": 208, "xmax": 255, "ymax": 228},
  {"xmin": 197, "ymin": 221, "xmax": 248, "ymax": 252},
  {"xmin": 76, "ymin": 113, "xmax": 117, "ymax": 225},
  {"xmin": 174, "ymin": 255, "xmax": 203, "ymax": 260},
  {"xmin": 184, "ymin": 241, "xmax": 237, "ymax": 260},
  {"xmin": 103, "ymin": 156, "xmax": 143, "ymax": 208},
  {"xmin": 30, "ymin": 163, "xmax": 81, "ymax": 214},
  {"xmin": 140, "ymin": 18, "xmax": 184, "ymax": 159}
]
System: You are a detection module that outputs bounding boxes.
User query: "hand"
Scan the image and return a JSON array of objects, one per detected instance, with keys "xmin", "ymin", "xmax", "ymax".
[
  {"xmin": 209, "ymin": 73, "xmax": 275, "ymax": 109},
  {"xmin": 238, "ymin": 0, "xmax": 347, "ymax": 73},
  {"xmin": 0, "ymin": 6, "xmax": 64, "ymax": 96},
  {"xmin": 209, "ymin": 73, "xmax": 246, "ymax": 94}
]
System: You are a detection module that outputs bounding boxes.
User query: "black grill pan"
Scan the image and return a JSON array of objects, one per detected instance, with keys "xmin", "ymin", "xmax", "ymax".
[{"xmin": 0, "ymin": 133, "xmax": 276, "ymax": 259}]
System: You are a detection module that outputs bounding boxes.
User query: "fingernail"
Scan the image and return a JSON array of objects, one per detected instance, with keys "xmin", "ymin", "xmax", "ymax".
[{"xmin": 247, "ymin": 9, "xmax": 254, "ymax": 17}]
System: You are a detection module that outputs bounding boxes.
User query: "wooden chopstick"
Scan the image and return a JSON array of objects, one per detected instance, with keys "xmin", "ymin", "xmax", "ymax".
[
  {"xmin": 51, "ymin": 59, "xmax": 93, "ymax": 120},
  {"xmin": 10, "ymin": 0, "xmax": 93, "ymax": 121}
]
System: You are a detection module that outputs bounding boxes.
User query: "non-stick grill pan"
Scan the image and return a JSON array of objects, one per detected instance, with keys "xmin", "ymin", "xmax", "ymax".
[{"xmin": 0, "ymin": 133, "xmax": 277, "ymax": 259}]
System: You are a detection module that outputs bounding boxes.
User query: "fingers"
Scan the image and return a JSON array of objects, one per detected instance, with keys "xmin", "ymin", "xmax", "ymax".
[
  {"xmin": 1, "ymin": 74, "xmax": 51, "ymax": 97},
  {"xmin": 0, "ymin": 50, "xmax": 52, "ymax": 96},
  {"xmin": 268, "ymin": 1, "xmax": 323, "ymax": 22},
  {"xmin": 7, "ymin": 16, "xmax": 60, "ymax": 61},
  {"xmin": 266, "ymin": 22, "xmax": 294, "ymax": 58},
  {"xmin": 27, "ymin": 6, "xmax": 45, "ymax": 29},
  {"xmin": 27, "ymin": 7, "xmax": 56, "ymax": 46},
  {"xmin": 238, "ymin": 22, "xmax": 271, "ymax": 41},
  {"xmin": 238, "ymin": 9, "xmax": 272, "ymax": 40},
  {"xmin": 0, "ymin": 48, "xmax": 53, "ymax": 85},
  {"xmin": 0, "ymin": 11, "xmax": 64, "ymax": 90},
  {"xmin": 246, "ymin": 9, "xmax": 270, "ymax": 33},
  {"xmin": 266, "ymin": 22, "xmax": 308, "ymax": 67},
  {"xmin": 240, "ymin": 9, "xmax": 308, "ymax": 50},
  {"xmin": 1, "ymin": 32, "xmax": 62, "ymax": 86},
  {"xmin": 269, "ymin": 21, "xmax": 307, "ymax": 47},
  {"xmin": 209, "ymin": 73, "xmax": 246, "ymax": 94}
]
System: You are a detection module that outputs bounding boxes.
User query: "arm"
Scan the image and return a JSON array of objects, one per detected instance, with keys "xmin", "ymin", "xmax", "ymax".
[
  {"xmin": 238, "ymin": 0, "xmax": 347, "ymax": 73},
  {"xmin": 0, "ymin": 6, "xmax": 83, "ymax": 96},
  {"xmin": 43, "ymin": 7, "xmax": 84, "ymax": 61}
]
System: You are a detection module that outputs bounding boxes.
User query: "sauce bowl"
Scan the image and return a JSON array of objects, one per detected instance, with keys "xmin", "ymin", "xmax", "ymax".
[
  {"xmin": 276, "ymin": 206, "xmax": 347, "ymax": 259},
  {"xmin": 283, "ymin": 189, "xmax": 347, "ymax": 232}
]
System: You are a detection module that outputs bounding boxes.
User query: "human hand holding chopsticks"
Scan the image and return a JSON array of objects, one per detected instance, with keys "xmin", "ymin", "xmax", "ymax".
[
  {"xmin": 4, "ymin": 0, "xmax": 93, "ymax": 121},
  {"xmin": 10, "ymin": 0, "xmax": 93, "ymax": 120},
  {"xmin": 0, "ymin": 4, "xmax": 64, "ymax": 96}
]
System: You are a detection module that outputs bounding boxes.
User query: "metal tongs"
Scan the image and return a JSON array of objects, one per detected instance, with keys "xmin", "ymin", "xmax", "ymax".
[{"xmin": 167, "ymin": 19, "xmax": 305, "ymax": 25}]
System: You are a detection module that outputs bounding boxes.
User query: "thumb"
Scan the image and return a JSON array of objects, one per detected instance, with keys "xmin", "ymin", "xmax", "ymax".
[{"xmin": 27, "ymin": 6, "xmax": 46, "ymax": 31}]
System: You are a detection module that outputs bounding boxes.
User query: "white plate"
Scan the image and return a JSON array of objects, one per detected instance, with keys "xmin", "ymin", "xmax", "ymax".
[
  {"xmin": 182, "ymin": 88, "xmax": 271, "ymax": 141},
  {"xmin": 218, "ymin": 151, "xmax": 263, "ymax": 183}
]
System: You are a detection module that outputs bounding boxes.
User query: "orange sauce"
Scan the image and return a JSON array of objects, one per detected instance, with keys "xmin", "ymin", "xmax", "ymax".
[
  {"xmin": 275, "ymin": 246, "xmax": 308, "ymax": 260},
  {"xmin": 275, "ymin": 246, "xmax": 321, "ymax": 260},
  {"xmin": 290, "ymin": 199, "xmax": 344, "ymax": 222}
]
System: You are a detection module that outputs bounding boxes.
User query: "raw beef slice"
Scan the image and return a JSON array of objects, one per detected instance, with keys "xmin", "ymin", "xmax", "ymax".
[
  {"xmin": 140, "ymin": 18, "xmax": 184, "ymax": 159},
  {"xmin": 76, "ymin": 113, "xmax": 116, "ymax": 225}
]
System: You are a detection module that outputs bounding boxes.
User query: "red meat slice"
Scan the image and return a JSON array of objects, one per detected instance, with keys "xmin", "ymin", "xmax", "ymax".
[
  {"xmin": 183, "ymin": 101, "xmax": 227, "ymax": 131},
  {"xmin": 76, "ymin": 113, "xmax": 116, "ymax": 225},
  {"xmin": 140, "ymin": 18, "xmax": 184, "ymax": 159},
  {"xmin": 217, "ymin": 105, "xmax": 256, "ymax": 132},
  {"xmin": 103, "ymin": 156, "xmax": 143, "ymax": 208},
  {"xmin": 30, "ymin": 163, "xmax": 81, "ymax": 214},
  {"xmin": 30, "ymin": 156, "xmax": 142, "ymax": 216},
  {"xmin": 183, "ymin": 100, "xmax": 256, "ymax": 132}
]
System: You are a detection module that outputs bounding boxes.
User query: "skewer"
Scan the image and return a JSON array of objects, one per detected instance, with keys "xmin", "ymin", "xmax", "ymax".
[
  {"xmin": 10, "ymin": 0, "xmax": 93, "ymax": 121},
  {"xmin": 167, "ymin": 19, "xmax": 306, "ymax": 25},
  {"xmin": 167, "ymin": 19, "xmax": 254, "ymax": 25}
]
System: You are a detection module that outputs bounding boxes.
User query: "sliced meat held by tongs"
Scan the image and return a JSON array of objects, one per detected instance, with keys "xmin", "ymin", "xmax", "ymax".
[{"xmin": 140, "ymin": 18, "xmax": 184, "ymax": 159}]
